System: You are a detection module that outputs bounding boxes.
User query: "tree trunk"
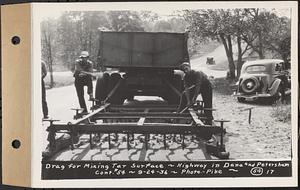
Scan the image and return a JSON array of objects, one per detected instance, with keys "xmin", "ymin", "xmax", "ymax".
[
  {"xmin": 43, "ymin": 30, "xmax": 54, "ymax": 88},
  {"xmin": 237, "ymin": 35, "xmax": 243, "ymax": 78},
  {"xmin": 220, "ymin": 34, "xmax": 235, "ymax": 78},
  {"xmin": 47, "ymin": 35, "xmax": 54, "ymax": 88},
  {"xmin": 258, "ymin": 32, "xmax": 264, "ymax": 59},
  {"xmin": 88, "ymin": 32, "xmax": 92, "ymax": 57},
  {"xmin": 227, "ymin": 35, "xmax": 236, "ymax": 78}
]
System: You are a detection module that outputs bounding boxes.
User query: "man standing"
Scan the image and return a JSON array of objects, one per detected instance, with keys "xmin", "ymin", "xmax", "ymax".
[
  {"xmin": 42, "ymin": 61, "xmax": 49, "ymax": 119},
  {"xmin": 73, "ymin": 51, "xmax": 94, "ymax": 113},
  {"xmin": 178, "ymin": 62, "xmax": 213, "ymax": 124}
]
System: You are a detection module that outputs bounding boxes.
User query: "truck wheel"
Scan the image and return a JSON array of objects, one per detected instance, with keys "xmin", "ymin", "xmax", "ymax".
[
  {"xmin": 95, "ymin": 72, "xmax": 109, "ymax": 104},
  {"xmin": 107, "ymin": 73, "xmax": 126, "ymax": 105}
]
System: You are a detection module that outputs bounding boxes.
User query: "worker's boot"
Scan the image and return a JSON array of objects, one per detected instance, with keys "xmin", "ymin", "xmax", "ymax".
[
  {"xmin": 81, "ymin": 108, "xmax": 88, "ymax": 115},
  {"xmin": 43, "ymin": 115, "xmax": 50, "ymax": 119}
]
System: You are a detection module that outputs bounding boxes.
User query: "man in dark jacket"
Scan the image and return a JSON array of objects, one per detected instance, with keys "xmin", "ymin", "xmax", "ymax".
[
  {"xmin": 178, "ymin": 62, "xmax": 213, "ymax": 124},
  {"xmin": 73, "ymin": 51, "xmax": 94, "ymax": 113}
]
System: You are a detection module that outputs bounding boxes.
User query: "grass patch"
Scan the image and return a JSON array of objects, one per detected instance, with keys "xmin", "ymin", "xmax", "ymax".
[
  {"xmin": 212, "ymin": 77, "xmax": 237, "ymax": 95},
  {"xmin": 271, "ymin": 103, "xmax": 291, "ymax": 123}
]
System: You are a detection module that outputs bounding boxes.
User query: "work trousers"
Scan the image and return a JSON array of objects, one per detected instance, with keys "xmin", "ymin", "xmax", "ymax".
[
  {"xmin": 75, "ymin": 76, "xmax": 93, "ymax": 112},
  {"xmin": 178, "ymin": 82, "xmax": 213, "ymax": 121},
  {"xmin": 277, "ymin": 75, "xmax": 288, "ymax": 103},
  {"xmin": 42, "ymin": 79, "xmax": 48, "ymax": 117}
]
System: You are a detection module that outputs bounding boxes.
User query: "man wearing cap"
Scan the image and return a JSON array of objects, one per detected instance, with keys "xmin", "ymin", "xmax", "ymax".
[
  {"xmin": 178, "ymin": 62, "xmax": 213, "ymax": 124},
  {"xmin": 73, "ymin": 51, "xmax": 94, "ymax": 113}
]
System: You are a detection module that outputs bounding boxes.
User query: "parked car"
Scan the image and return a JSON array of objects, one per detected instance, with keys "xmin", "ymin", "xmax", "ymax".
[
  {"xmin": 233, "ymin": 59, "xmax": 291, "ymax": 103},
  {"xmin": 206, "ymin": 56, "xmax": 215, "ymax": 65}
]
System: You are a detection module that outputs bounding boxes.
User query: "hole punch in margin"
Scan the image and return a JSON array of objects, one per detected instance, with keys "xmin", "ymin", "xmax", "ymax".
[
  {"xmin": 12, "ymin": 139, "xmax": 21, "ymax": 149},
  {"xmin": 11, "ymin": 36, "xmax": 20, "ymax": 45}
]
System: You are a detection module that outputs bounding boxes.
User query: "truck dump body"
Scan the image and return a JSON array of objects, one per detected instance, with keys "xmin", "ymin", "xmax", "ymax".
[{"xmin": 99, "ymin": 32, "xmax": 189, "ymax": 69}]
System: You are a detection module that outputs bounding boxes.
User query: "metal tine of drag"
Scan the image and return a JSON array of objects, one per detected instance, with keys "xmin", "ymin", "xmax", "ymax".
[
  {"xmin": 70, "ymin": 133, "xmax": 75, "ymax": 150},
  {"xmin": 89, "ymin": 133, "xmax": 93, "ymax": 149},
  {"xmin": 172, "ymin": 134, "xmax": 176, "ymax": 142},
  {"xmin": 214, "ymin": 119, "xmax": 230, "ymax": 149},
  {"xmin": 98, "ymin": 133, "xmax": 102, "ymax": 152},
  {"xmin": 87, "ymin": 119, "xmax": 94, "ymax": 149},
  {"xmin": 145, "ymin": 134, "xmax": 148, "ymax": 150},
  {"xmin": 66, "ymin": 122, "xmax": 75, "ymax": 151},
  {"xmin": 98, "ymin": 133, "xmax": 101, "ymax": 142},
  {"xmin": 155, "ymin": 134, "xmax": 159, "ymax": 144},
  {"xmin": 127, "ymin": 133, "xmax": 130, "ymax": 150},
  {"xmin": 114, "ymin": 133, "xmax": 119, "ymax": 142},
  {"xmin": 191, "ymin": 134, "xmax": 196, "ymax": 142},
  {"xmin": 151, "ymin": 134, "xmax": 154, "ymax": 140},
  {"xmin": 163, "ymin": 134, "xmax": 167, "ymax": 149},
  {"xmin": 108, "ymin": 133, "xmax": 111, "ymax": 149},
  {"xmin": 182, "ymin": 134, "xmax": 185, "ymax": 149}
]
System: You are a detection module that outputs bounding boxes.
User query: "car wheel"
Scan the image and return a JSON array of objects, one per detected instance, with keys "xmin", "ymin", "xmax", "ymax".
[{"xmin": 237, "ymin": 97, "xmax": 246, "ymax": 103}]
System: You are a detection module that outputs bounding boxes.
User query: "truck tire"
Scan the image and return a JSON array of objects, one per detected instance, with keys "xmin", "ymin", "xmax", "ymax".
[
  {"xmin": 107, "ymin": 73, "xmax": 126, "ymax": 105},
  {"xmin": 95, "ymin": 72, "xmax": 110, "ymax": 105}
]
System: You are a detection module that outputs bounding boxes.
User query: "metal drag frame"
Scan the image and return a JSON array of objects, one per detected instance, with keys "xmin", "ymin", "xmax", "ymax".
[{"xmin": 44, "ymin": 101, "xmax": 230, "ymax": 160}]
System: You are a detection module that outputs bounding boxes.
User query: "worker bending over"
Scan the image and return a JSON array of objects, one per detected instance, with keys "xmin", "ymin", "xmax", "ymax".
[{"xmin": 178, "ymin": 62, "xmax": 213, "ymax": 124}]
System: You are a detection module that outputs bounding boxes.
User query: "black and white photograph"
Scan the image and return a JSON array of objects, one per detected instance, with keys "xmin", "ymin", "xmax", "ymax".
[{"xmin": 33, "ymin": 1, "xmax": 297, "ymax": 186}]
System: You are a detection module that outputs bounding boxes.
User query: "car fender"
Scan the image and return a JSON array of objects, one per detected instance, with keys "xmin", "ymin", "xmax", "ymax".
[{"xmin": 268, "ymin": 78, "xmax": 281, "ymax": 96}]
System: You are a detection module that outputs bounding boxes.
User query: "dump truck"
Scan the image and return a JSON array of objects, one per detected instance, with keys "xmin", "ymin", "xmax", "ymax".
[
  {"xmin": 42, "ymin": 31, "xmax": 229, "ymax": 164},
  {"xmin": 95, "ymin": 31, "xmax": 190, "ymax": 105}
]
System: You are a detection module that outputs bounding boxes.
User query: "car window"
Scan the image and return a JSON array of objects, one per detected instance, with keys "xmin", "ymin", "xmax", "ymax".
[
  {"xmin": 246, "ymin": 65, "xmax": 266, "ymax": 73},
  {"xmin": 275, "ymin": 62, "xmax": 283, "ymax": 71}
]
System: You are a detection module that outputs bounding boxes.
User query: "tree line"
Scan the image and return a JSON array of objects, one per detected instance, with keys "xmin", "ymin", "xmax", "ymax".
[
  {"xmin": 42, "ymin": 8, "xmax": 291, "ymax": 87},
  {"xmin": 183, "ymin": 8, "xmax": 291, "ymax": 78},
  {"xmin": 42, "ymin": 11, "xmax": 189, "ymax": 88}
]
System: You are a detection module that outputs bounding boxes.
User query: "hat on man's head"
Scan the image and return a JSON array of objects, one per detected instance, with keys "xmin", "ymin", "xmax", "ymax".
[
  {"xmin": 179, "ymin": 62, "xmax": 190, "ymax": 70},
  {"xmin": 80, "ymin": 51, "xmax": 89, "ymax": 58}
]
